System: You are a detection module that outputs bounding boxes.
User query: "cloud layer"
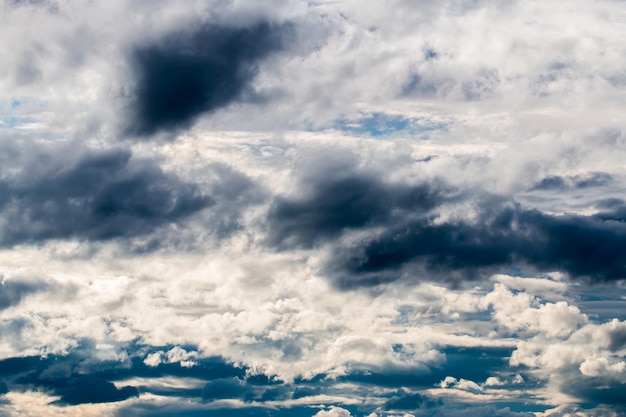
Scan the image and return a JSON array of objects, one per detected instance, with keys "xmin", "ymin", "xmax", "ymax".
[{"xmin": 1, "ymin": 1, "xmax": 626, "ymax": 416}]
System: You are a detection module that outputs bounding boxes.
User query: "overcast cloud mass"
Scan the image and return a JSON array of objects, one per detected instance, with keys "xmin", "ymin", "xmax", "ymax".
[{"xmin": 2, "ymin": 1, "xmax": 626, "ymax": 416}]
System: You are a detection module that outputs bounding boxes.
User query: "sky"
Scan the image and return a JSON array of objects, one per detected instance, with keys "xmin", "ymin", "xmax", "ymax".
[{"xmin": 1, "ymin": 0, "xmax": 626, "ymax": 416}]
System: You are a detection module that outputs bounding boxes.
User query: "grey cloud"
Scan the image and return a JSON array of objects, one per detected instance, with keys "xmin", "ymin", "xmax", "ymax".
[
  {"xmin": 51, "ymin": 375, "xmax": 139, "ymax": 405},
  {"xmin": 114, "ymin": 404, "xmax": 326, "ymax": 417},
  {"xmin": 419, "ymin": 406, "xmax": 535, "ymax": 417},
  {"xmin": 607, "ymin": 325, "xmax": 626, "ymax": 352},
  {"xmin": 13, "ymin": 359, "xmax": 139, "ymax": 405},
  {"xmin": 201, "ymin": 378, "xmax": 253, "ymax": 401},
  {"xmin": 333, "ymin": 198, "xmax": 626, "ymax": 287},
  {"xmin": 0, "ymin": 149, "xmax": 212, "ymax": 246},
  {"xmin": 268, "ymin": 174, "xmax": 455, "ymax": 249},
  {"xmin": 0, "ymin": 279, "xmax": 49, "ymax": 310},
  {"xmin": 126, "ymin": 21, "xmax": 291, "ymax": 136},
  {"xmin": 402, "ymin": 73, "xmax": 439, "ymax": 97},
  {"xmin": 562, "ymin": 377, "xmax": 626, "ymax": 407},
  {"xmin": 9, "ymin": 0, "xmax": 57, "ymax": 12},
  {"xmin": 532, "ymin": 172, "xmax": 614, "ymax": 191},
  {"xmin": 384, "ymin": 389, "xmax": 442, "ymax": 411},
  {"xmin": 462, "ymin": 68, "xmax": 500, "ymax": 101},
  {"xmin": 203, "ymin": 162, "xmax": 268, "ymax": 238},
  {"xmin": 266, "ymin": 169, "xmax": 626, "ymax": 287},
  {"xmin": 14, "ymin": 52, "xmax": 43, "ymax": 85}
]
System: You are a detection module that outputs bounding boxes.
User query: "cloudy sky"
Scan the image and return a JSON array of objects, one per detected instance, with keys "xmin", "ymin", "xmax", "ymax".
[{"xmin": 2, "ymin": 0, "xmax": 626, "ymax": 416}]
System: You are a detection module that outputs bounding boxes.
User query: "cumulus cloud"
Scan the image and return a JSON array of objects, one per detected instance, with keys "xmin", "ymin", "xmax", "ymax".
[
  {"xmin": 314, "ymin": 407, "xmax": 354, "ymax": 417},
  {"xmin": 439, "ymin": 376, "xmax": 483, "ymax": 392},
  {"xmin": 2, "ymin": 0, "xmax": 626, "ymax": 416},
  {"xmin": 144, "ymin": 347, "xmax": 199, "ymax": 368}
]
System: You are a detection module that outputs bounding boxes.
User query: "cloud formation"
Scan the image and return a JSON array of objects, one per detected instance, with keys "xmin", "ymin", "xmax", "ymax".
[
  {"xmin": 2, "ymin": 0, "xmax": 626, "ymax": 416},
  {"xmin": 333, "ymin": 198, "xmax": 626, "ymax": 286},
  {"xmin": 0, "ymin": 149, "xmax": 212, "ymax": 245},
  {"xmin": 127, "ymin": 21, "xmax": 290, "ymax": 136},
  {"xmin": 266, "ymin": 166, "xmax": 626, "ymax": 287}
]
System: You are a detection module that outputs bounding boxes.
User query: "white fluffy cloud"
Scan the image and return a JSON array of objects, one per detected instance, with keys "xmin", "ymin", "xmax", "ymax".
[{"xmin": 314, "ymin": 407, "xmax": 355, "ymax": 417}]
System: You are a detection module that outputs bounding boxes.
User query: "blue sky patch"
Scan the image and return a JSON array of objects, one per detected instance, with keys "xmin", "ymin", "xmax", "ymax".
[{"xmin": 332, "ymin": 112, "xmax": 446, "ymax": 138}]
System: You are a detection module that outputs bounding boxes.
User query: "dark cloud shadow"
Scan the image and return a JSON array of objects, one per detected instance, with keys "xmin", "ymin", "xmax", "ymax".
[{"xmin": 126, "ymin": 21, "xmax": 290, "ymax": 136}]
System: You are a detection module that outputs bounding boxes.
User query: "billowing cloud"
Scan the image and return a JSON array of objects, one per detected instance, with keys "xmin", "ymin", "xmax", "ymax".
[
  {"xmin": 2, "ymin": 0, "xmax": 626, "ymax": 416},
  {"xmin": 333, "ymin": 198, "xmax": 626, "ymax": 286},
  {"xmin": 266, "ymin": 167, "xmax": 626, "ymax": 287}
]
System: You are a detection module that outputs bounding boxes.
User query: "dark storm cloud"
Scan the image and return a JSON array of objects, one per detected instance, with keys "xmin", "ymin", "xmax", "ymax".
[
  {"xmin": 51, "ymin": 375, "xmax": 138, "ymax": 405},
  {"xmin": 334, "ymin": 199, "xmax": 626, "ymax": 287},
  {"xmin": 0, "ymin": 149, "xmax": 212, "ymax": 246},
  {"xmin": 127, "ymin": 21, "xmax": 290, "ymax": 136},
  {"xmin": 268, "ymin": 175, "xmax": 455, "ymax": 249},
  {"xmin": 267, "ymin": 171, "xmax": 626, "ymax": 287}
]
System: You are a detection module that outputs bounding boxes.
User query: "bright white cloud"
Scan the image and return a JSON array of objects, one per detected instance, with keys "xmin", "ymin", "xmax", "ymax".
[{"xmin": 314, "ymin": 407, "xmax": 355, "ymax": 417}]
